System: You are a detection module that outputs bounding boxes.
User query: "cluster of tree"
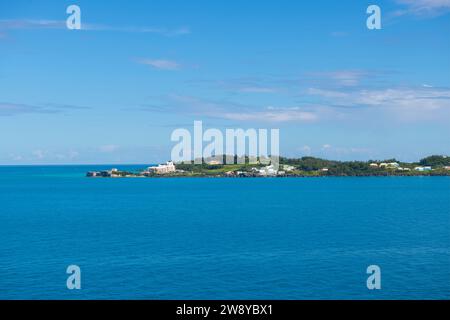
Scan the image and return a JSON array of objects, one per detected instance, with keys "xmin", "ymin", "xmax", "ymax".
[
  {"xmin": 175, "ymin": 163, "xmax": 223, "ymax": 172},
  {"xmin": 175, "ymin": 155, "xmax": 268, "ymax": 173},
  {"xmin": 419, "ymin": 155, "xmax": 450, "ymax": 167},
  {"xmin": 281, "ymin": 156, "xmax": 337, "ymax": 170},
  {"xmin": 173, "ymin": 155, "xmax": 450, "ymax": 176},
  {"xmin": 280, "ymin": 157, "xmax": 386, "ymax": 176}
]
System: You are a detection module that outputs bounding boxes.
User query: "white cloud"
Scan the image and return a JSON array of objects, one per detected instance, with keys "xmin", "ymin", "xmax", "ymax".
[
  {"xmin": 9, "ymin": 154, "xmax": 23, "ymax": 161},
  {"xmin": 7, "ymin": 150, "xmax": 80, "ymax": 163},
  {"xmin": 238, "ymin": 87, "xmax": 279, "ymax": 93},
  {"xmin": 300, "ymin": 145, "xmax": 312, "ymax": 156},
  {"xmin": 394, "ymin": 0, "xmax": 450, "ymax": 16},
  {"xmin": 99, "ymin": 145, "xmax": 120, "ymax": 153},
  {"xmin": 83, "ymin": 24, "xmax": 190, "ymax": 36},
  {"xmin": 354, "ymin": 87, "xmax": 450, "ymax": 111},
  {"xmin": 329, "ymin": 71, "xmax": 365, "ymax": 86},
  {"xmin": 145, "ymin": 95, "xmax": 321, "ymax": 123},
  {"xmin": 221, "ymin": 109, "xmax": 318, "ymax": 122},
  {"xmin": 55, "ymin": 151, "xmax": 80, "ymax": 160},
  {"xmin": 32, "ymin": 150, "xmax": 46, "ymax": 159},
  {"xmin": 308, "ymin": 86, "xmax": 450, "ymax": 115},
  {"xmin": 308, "ymin": 70, "xmax": 368, "ymax": 87},
  {"xmin": 143, "ymin": 76, "xmax": 450, "ymax": 124},
  {"xmin": 0, "ymin": 19, "xmax": 65, "ymax": 30},
  {"xmin": 307, "ymin": 88, "xmax": 349, "ymax": 98},
  {"xmin": 0, "ymin": 102, "xmax": 49, "ymax": 116},
  {"xmin": 208, "ymin": 77, "xmax": 284, "ymax": 94},
  {"xmin": 0, "ymin": 102, "xmax": 89, "ymax": 116},
  {"xmin": 0, "ymin": 19, "xmax": 191, "ymax": 36},
  {"xmin": 137, "ymin": 59, "xmax": 180, "ymax": 70}
]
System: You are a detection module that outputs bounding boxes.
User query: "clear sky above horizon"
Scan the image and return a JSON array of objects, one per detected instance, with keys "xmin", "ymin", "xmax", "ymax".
[{"xmin": 1, "ymin": 0, "xmax": 449, "ymax": 164}]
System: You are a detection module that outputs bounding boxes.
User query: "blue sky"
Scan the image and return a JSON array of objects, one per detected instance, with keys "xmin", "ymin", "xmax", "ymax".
[{"xmin": 1, "ymin": 0, "xmax": 449, "ymax": 164}]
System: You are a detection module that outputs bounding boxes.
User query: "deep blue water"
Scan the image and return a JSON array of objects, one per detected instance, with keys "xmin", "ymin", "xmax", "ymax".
[{"xmin": 0, "ymin": 165, "xmax": 449, "ymax": 299}]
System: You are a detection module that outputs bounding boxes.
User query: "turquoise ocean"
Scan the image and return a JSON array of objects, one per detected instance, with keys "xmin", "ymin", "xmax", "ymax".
[{"xmin": 0, "ymin": 165, "xmax": 449, "ymax": 299}]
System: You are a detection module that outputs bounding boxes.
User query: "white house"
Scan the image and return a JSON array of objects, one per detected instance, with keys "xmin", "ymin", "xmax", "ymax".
[
  {"xmin": 258, "ymin": 165, "xmax": 277, "ymax": 176},
  {"xmin": 388, "ymin": 162, "xmax": 400, "ymax": 168},
  {"xmin": 282, "ymin": 165, "xmax": 295, "ymax": 171},
  {"xmin": 415, "ymin": 166, "xmax": 432, "ymax": 172},
  {"xmin": 148, "ymin": 161, "xmax": 176, "ymax": 174}
]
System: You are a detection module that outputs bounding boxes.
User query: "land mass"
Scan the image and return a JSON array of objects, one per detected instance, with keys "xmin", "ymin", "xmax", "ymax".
[{"xmin": 87, "ymin": 155, "xmax": 450, "ymax": 178}]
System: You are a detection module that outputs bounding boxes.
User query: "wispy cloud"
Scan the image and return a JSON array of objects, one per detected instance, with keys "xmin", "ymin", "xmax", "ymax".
[
  {"xmin": 393, "ymin": 0, "xmax": 450, "ymax": 17},
  {"xmin": 307, "ymin": 70, "xmax": 371, "ymax": 87},
  {"xmin": 212, "ymin": 78, "xmax": 281, "ymax": 94},
  {"xmin": 0, "ymin": 19, "xmax": 190, "ymax": 36},
  {"xmin": 0, "ymin": 19, "xmax": 65, "ymax": 30},
  {"xmin": 141, "ymin": 95, "xmax": 320, "ymax": 123},
  {"xmin": 147, "ymin": 69, "xmax": 449, "ymax": 124},
  {"xmin": 0, "ymin": 102, "xmax": 55, "ymax": 116},
  {"xmin": 220, "ymin": 108, "xmax": 317, "ymax": 122},
  {"xmin": 0, "ymin": 102, "xmax": 89, "ymax": 116},
  {"xmin": 237, "ymin": 86, "xmax": 279, "ymax": 93},
  {"xmin": 99, "ymin": 144, "xmax": 120, "ymax": 153},
  {"xmin": 9, "ymin": 149, "xmax": 79, "ymax": 163},
  {"xmin": 307, "ymin": 86, "xmax": 450, "ymax": 121},
  {"xmin": 202, "ymin": 70, "xmax": 382, "ymax": 94},
  {"xmin": 32, "ymin": 149, "xmax": 46, "ymax": 160},
  {"xmin": 137, "ymin": 58, "xmax": 181, "ymax": 70},
  {"xmin": 55, "ymin": 151, "xmax": 79, "ymax": 161},
  {"xmin": 82, "ymin": 23, "xmax": 190, "ymax": 36}
]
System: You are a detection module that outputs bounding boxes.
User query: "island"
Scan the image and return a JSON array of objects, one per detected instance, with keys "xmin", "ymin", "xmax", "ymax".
[{"xmin": 86, "ymin": 155, "xmax": 450, "ymax": 178}]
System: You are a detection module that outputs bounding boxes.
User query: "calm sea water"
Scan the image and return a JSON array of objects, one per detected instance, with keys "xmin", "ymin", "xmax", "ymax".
[{"xmin": 0, "ymin": 165, "xmax": 449, "ymax": 300}]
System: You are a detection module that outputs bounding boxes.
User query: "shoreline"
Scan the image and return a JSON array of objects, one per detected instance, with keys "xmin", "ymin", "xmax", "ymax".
[
  {"xmin": 87, "ymin": 173, "xmax": 450, "ymax": 178},
  {"xmin": 85, "ymin": 155, "xmax": 450, "ymax": 178}
]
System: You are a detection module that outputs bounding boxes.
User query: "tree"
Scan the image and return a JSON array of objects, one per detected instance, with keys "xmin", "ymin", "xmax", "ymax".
[{"xmin": 419, "ymin": 155, "xmax": 450, "ymax": 167}]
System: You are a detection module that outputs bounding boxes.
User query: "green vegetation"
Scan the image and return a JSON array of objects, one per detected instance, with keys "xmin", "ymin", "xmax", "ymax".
[
  {"xmin": 176, "ymin": 163, "xmax": 262, "ymax": 175},
  {"xmin": 173, "ymin": 155, "xmax": 450, "ymax": 177},
  {"xmin": 88, "ymin": 155, "xmax": 450, "ymax": 178},
  {"xmin": 419, "ymin": 155, "xmax": 450, "ymax": 167}
]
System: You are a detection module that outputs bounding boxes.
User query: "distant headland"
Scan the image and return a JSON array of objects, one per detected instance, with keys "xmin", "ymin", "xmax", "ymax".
[{"xmin": 86, "ymin": 155, "xmax": 450, "ymax": 178}]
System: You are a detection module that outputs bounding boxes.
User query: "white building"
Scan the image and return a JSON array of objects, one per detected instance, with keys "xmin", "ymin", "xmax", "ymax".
[
  {"xmin": 415, "ymin": 166, "xmax": 432, "ymax": 172},
  {"xmin": 388, "ymin": 162, "xmax": 400, "ymax": 168},
  {"xmin": 258, "ymin": 165, "xmax": 277, "ymax": 176},
  {"xmin": 282, "ymin": 165, "xmax": 295, "ymax": 171},
  {"xmin": 380, "ymin": 162, "xmax": 399, "ymax": 169},
  {"xmin": 148, "ymin": 161, "xmax": 176, "ymax": 174}
]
